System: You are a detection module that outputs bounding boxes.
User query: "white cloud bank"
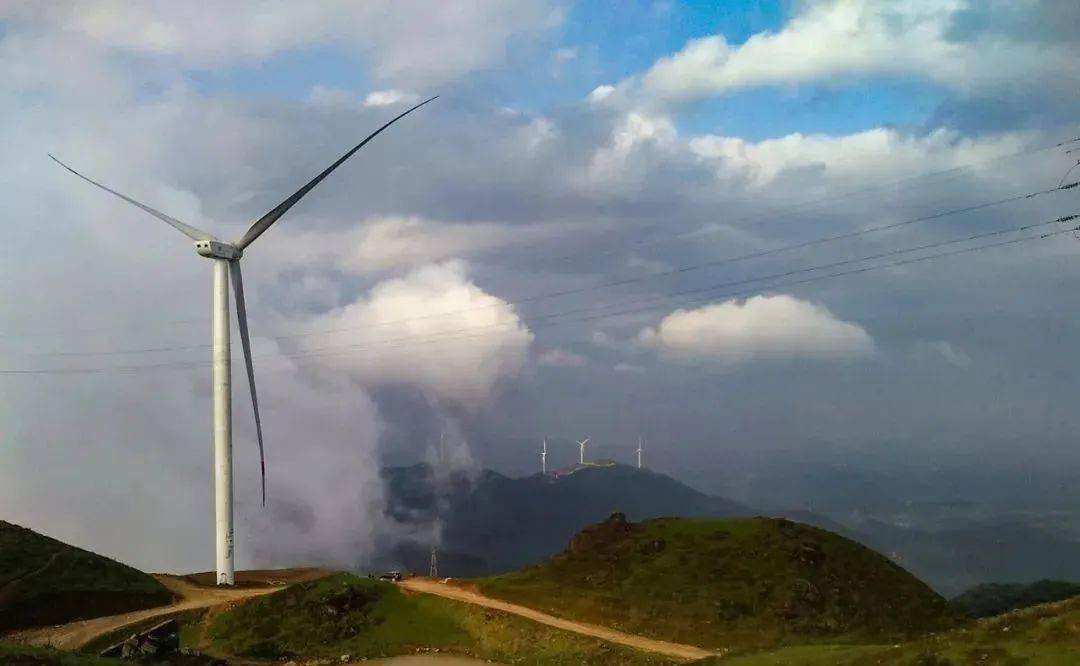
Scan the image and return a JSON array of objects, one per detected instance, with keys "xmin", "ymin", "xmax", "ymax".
[
  {"xmin": 292, "ymin": 261, "xmax": 533, "ymax": 407},
  {"xmin": 640, "ymin": 295, "xmax": 874, "ymax": 363},
  {"xmin": 266, "ymin": 215, "xmax": 562, "ymax": 276},
  {"xmin": 537, "ymin": 347, "xmax": 587, "ymax": 367},
  {"xmin": 364, "ymin": 89, "xmax": 420, "ymax": 107},
  {"xmin": 599, "ymin": 0, "xmax": 1079, "ymax": 106},
  {"xmin": 689, "ymin": 127, "xmax": 1025, "ymax": 188},
  {"xmin": 6, "ymin": 0, "xmax": 565, "ymax": 85}
]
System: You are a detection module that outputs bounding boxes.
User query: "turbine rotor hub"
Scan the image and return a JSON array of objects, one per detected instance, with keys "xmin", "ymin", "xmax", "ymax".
[{"xmin": 195, "ymin": 240, "xmax": 241, "ymax": 260}]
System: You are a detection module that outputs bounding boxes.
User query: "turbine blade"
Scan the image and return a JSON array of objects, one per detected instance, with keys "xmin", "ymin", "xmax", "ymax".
[
  {"xmin": 49, "ymin": 155, "xmax": 214, "ymax": 241},
  {"xmin": 236, "ymin": 95, "xmax": 438, "ymax": 251},
  {"xmin": 229, "ymin": 260, "xmax": 267, "ymax": 506}
]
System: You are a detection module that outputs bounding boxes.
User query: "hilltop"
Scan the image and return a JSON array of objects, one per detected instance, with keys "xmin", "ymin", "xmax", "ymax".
[
  {"xmin": 479, "ymin": 514, "xmax": 959, "ymax": 651},
  {"xmin": 0, "ymin": 521, "xmax": 172, "ymax": 631},
  {"xmin": 380, "ymin": 463, "xmax": 752, "ymax": 574},
  {"xmin": 381, "ymin": 463, "xmax": 1080, "ymax": 597}
]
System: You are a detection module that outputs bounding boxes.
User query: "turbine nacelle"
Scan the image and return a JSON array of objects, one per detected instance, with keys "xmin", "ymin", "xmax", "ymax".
[{"xmin": 195, "ymin": 239, "xmax": 241, "ymax": 260}]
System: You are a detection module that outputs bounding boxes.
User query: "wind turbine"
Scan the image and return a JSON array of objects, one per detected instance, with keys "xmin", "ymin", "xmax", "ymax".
[
  {"xmin": 50, "ymin": 97, "xmax": 436, "ymax": 585},
  {"xmin": 636, "ymin": 435, "xmax": 643, "ymax": 469},
  {"xmin": 541, "ymin": 438, "xmax": 547, "ymax": 474},
  {"xmin": 577, "ymin": 438, "xmax": 589, "ymax": 465}
]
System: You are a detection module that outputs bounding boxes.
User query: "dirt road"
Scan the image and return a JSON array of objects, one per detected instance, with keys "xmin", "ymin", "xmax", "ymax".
[
  {"xmin": 7, "ymin": 575, "xmax": 280, "ymax": 651},
  {"xmin": 400, "ymin": 578, "xmax": 718, "ymax": 662}
]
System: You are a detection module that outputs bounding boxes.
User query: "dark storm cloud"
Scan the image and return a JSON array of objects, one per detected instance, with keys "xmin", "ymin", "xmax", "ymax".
[{"xmin": 945, "ymin": 1, "xmax": 1080, "ymax": 45}]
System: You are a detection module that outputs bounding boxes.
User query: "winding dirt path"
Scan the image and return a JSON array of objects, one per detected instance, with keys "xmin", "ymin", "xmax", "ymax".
[
  {"xmin": 400, "ymin": 578, "xmax": 718, "ymax": 662},
  {"xmin": 6, "ymin": 575, "xmax": 280, "ymax": 651}
]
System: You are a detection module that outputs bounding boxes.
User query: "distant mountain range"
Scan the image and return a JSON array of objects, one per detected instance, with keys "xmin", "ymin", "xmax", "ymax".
[
  {"xmin": 376, "ymin": 463, "xmax": 1080, "ymax": 596},
  {"xmin": 951, "ymin": 579, "xmax": 1080, "ymax": 618},
  {"xmin": 378, "ymin": 462, "xmax": 751, "ymax": 575},
  {"xmin": 849, "ymin": 518, "xmax": 1080, "ymax": 597}
]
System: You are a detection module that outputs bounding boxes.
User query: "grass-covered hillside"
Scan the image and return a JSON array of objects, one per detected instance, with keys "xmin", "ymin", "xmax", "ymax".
[
  {"xmin": 0, "ymin": 521, "xmax": 172, "ymax": 631},
  {"xmin": 722, "ymin": 593, "xmax": 1080, "ymax": 664},
  {"xmin": 207, "ymin": 572, "xmax": 677, "ymax": 664},
  {"xmin": 480, "ymin": 514, "xmax": 960, "ymax": 651},
  {"xmin": 951, "ymin": 579, "xmax": 1080, "ymax": 618}
]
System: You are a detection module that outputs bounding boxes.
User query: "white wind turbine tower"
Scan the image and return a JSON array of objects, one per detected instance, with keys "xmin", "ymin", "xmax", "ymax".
[
  {"xmin": 636, "ymin": 435, "xmax": 643, "ymax": 469},
  {"xmin": 541, "ymin": 438, "xmax": 547, "ymax": 474},
  {"xmin": 50, "ymin": 97, "xmax": 436, "ymax": 585},
  {"xmin": 577, "ymin": 438, "xmax": 589, "ymax": 465}
]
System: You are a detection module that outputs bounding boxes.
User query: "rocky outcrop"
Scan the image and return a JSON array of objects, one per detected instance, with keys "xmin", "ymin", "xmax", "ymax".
[{"xmin": 100, "ymin": 618, "xmax": 180, "ymax": 660}]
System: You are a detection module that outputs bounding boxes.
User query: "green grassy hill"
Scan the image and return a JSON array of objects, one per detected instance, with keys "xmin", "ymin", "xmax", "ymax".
[
  {"xmin": 723, "ymin": 594, "xmax": 1080, "ymax": 665},
  {"xmin": 0, "ymin": 520, "xmax": 172, "ymax": 631},
  {"xmin": 206, "ymin": 572, "xmax": 676, "ymax": 664},
  {"xmin": 951, "ymin": 579, "xmax": 1080, "ymax": 618},
  {"xmin": 479, "ymin": 514, "xmax": 960, "ymax": 651}
]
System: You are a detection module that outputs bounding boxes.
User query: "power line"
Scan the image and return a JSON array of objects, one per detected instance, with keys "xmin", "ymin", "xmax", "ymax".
[
  {"xmin": 11, "ymin": 179, "xmax": 1076, "ymax": 359},
  {"xmin": 280, "ymin": 212, "xmax": 1078, "ymax": 362},
  {"xmin": 2, "ymin": 212, "xmax": 1073, "ymax": 376},
  {"xmin": 214, "ymin": 179, "xmax": 1080, "ymax": 343},
  {"xmin": 530, "ymin": 135, "xmax": 1080, "ymax": 267},
  {"xmin": 7, "ymin": 212, "xmax": 1076, "ymax": 370},
  {"xmin": 5, "ymin": 135, "xmax": 1077, "ymax": 343}
]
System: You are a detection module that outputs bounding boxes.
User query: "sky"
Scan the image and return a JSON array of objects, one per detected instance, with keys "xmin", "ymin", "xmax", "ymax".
[{"xmin": 2, "ymin": 0, "xmax": 1080, "ymax": 573}]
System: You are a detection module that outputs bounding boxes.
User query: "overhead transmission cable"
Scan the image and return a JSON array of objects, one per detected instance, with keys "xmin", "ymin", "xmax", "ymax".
[
  {"xmin": 530, "ymin": 134, "xmax": 1080, "ymax": 267},
  {"xmin": 12, "ymin": 178, "xmax": 1074, "ymax": 359},
  {"xmin": 2, "ymin": 211, "xmax": 1074, "ymax": 376},
  {"xmin": 4, "ymin": 134, "xmax": 1077, "ymax": 342}
]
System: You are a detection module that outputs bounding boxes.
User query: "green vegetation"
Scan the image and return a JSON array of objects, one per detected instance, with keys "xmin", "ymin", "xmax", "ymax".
[
  {"xmin": 206, "ymin": 572, "xmax": 678, "ymax": 664},
  {"xmin": 724, "ymin": 594, "xmax": 1080, "ymax": 665},
  {"xmin": 480, "ymin": 515, "xmax": 960, "ymax": 651},
  {"xmin": 0, "ymin": 521, "xmax": 172, "ymax": 631},
  {"xmin": 951, "ymin": 580, "xmax": 1080, "ymax": 618},
  {"xmin": 0, "ymin": 642, "xmax": 121, "ymax": 665}
]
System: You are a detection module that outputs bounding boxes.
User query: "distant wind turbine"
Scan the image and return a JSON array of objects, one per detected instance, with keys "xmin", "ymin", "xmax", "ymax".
[
  {"xmin": 50, "ymin": 97, "xmax": 436, "ymax": 585},
  {"xmin": 541, "ymin": 438, "xmax": 547, "ymax": 474},
  {"xmin": 577, "ymin": 438, "xmax": 589, "ymax": 465},
  {"xmin": 637, "ymin": 435, "xmax": 643, "ymax": 469}
]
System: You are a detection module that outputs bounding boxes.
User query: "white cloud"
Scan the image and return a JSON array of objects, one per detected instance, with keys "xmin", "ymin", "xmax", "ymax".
[
  {"xmin": 591, "ymin": 331, "xmax": 614, "ymax": 347},
  {"xmin": 621, "ymin": 0, "xmax": 1079, "ymax": 105},
  {"xmin": 537, "ymin": 347, "xmax": 587, "ymax": 367},
  {"xmin": 553, "ymin": 47, "xmax": 578, "ymax": 64},
  {"xmin": 9, "ymin": 0, "xmax": 565, "ymax": 85},
  {"xmin": 521, "ymin": 116, "xmax": 558, "ymax": 153},
  {"xmin": 640, "ymin": 295, "xmax": 874, "ymax": 363},
  {"xmin": 614, "ymin": 362, "xmax": 645, "ymax": 374},
  {"xmin": 290, "ymin": 261, "xmax": 533, "ymax": 407},
  {"xmin": 587, "ymin": 84, "xmax": 616, "ymax": 104},
  {"xmin": 588, "ymin": 111, "xmax": 677, "ymax": 184},
  {"xmin": 265, "ymin": 215, "xmax": 561, "ymax": 276},
  {"xmin": 364, "ymin": 89, "xmax": 420, "ymax": 107},
  {"xmin": 913, "ymin": 340, "xmax": 972, "ymax": 368},
  {"xmin": 689, "ymin": 127, "xmax": 1025, "ymax": 187}
]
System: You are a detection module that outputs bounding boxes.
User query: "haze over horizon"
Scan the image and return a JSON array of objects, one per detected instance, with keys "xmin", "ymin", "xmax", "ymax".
[{"xmin": 2, "ymin": 1, "xmax": 1080, "ymax": 576}]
